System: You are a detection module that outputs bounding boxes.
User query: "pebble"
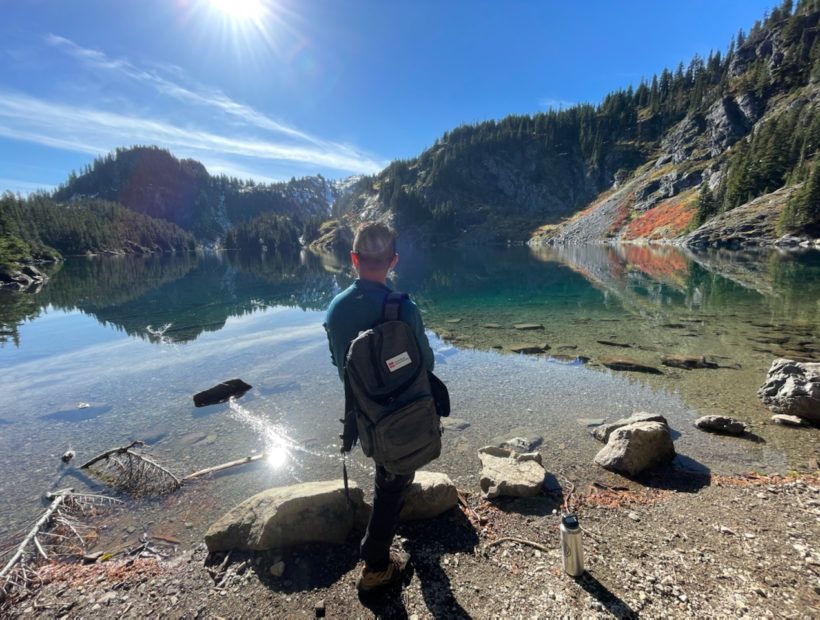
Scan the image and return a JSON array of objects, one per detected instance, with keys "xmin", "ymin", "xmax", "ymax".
[
  {"xmin": 627, "ymin": 511, "xmax": 640, "ymax": 522},
  {"xmin": 269, "ymin": 561, "xmax": 286, "ymax": 577}
]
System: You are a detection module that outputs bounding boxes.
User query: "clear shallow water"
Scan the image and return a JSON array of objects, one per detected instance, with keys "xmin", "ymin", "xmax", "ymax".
[{"xmin": 0, "ymin": 246, "xmax": 818, "ymax": 550}]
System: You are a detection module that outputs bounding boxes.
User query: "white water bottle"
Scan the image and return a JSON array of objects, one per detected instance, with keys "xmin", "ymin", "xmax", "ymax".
[{"xmin": 559, "ymin": 513, "xmax": 584, "ymax": 577}]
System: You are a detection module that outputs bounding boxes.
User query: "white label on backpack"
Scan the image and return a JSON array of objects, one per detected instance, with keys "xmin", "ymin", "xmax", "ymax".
[{"xmin": 386, "ymin": 351, "xmax": 412, "ymax": 372}]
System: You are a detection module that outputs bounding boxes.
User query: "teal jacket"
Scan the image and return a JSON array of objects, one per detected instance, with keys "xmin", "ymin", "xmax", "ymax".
[{"xmin": 324, "ymin": 278, "xmax": 434, "ymax": 381}]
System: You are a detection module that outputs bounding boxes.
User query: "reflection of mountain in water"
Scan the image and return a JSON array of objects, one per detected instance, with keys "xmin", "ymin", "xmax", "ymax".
[
  {"xmin": 532, "ymin": 244, "xmax": 820, "ymax": 324},
  {"xmin": 0, "ymin": 251, "xmax": 352, "ymax": 345}
]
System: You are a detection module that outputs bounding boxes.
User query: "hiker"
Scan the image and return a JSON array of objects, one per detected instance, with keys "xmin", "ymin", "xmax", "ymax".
[{"xmin": 324, "ymin": 222, "xmax": 435, "ymax": 592}]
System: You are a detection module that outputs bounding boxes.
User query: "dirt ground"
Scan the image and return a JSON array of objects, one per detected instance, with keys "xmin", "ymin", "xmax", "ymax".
[{"xmin": 2, "ymin": 468, "xmax": 818, "ymax": 619}]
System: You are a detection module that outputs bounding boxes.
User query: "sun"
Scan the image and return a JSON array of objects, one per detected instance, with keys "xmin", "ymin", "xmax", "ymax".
[{"xmin": 209, "ymin": 0, "xmax": 267, "ymax": 23}]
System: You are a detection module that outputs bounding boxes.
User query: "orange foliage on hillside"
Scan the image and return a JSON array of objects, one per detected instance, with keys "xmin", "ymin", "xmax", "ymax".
[{"xmin": 622, "ymin": 199, "xmax": 695, "ymax": 240}]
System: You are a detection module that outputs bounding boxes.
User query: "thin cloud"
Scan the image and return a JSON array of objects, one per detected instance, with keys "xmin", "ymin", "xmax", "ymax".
[
  {"xmin": 0, "ymin": 90, "xmax": 384, "ymax": 175},
  {"xmin": 44, "ymin": 34, "xmax": 372, "ymax": 163},
  {"xmin": 0, "ymin": 178, "xmax": 55, "ymax": 194}
]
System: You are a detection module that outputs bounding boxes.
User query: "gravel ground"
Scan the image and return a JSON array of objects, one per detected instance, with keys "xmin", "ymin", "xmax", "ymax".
[{"xmin": 3, "ymin": 470, "xmax": 818, "ymax": 619}]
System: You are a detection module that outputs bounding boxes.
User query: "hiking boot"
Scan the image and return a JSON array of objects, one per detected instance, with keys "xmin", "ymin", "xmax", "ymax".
[{"xmin": 356, "ymin": 551, "xmax": 410, "ymax": 592}]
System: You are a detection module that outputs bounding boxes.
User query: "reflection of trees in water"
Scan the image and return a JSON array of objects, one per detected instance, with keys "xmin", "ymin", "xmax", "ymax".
[
  {"xmin": 0, "ymin": 290, "xmax": 41, "ymax": 346},
  {"xmin": 1, "ymin": 249, "xmax": 357, "ymax": 345}
]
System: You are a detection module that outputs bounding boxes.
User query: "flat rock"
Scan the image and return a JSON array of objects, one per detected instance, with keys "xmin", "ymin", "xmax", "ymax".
[
  {"xmin": 506, "ymin": 343, "xmax": 549, "ymax": 354},
  {"xmin": 513, "ymin": 323, "xmax": 545, "ymax": 330},
  {"xmin": 599, "ymin": 356, "xmax": 663, "ymax": 375},
  {"xmin": 441, "ymin": 417, "xmax": 471, "ymax": 431},
  {"xmin": 478, "ymin": 446, "xmax": 546, "ymax": 499},
  {"xmin": 661, "ymin": 354, "xmax": 719, "ymax": 369},
  {"xmin": 445, "ymin": 318, "xmax": 463, "ymax": 324},
  {"xmin": 771, "ymin": 414, "xmax": 809, "ymax": 427},
  {"xmin": 400, "ymin": 471, "xmax": 458, "ymax": 520},
  {"xmin": 694, "ymin": 415, "xmax": 747, "ymax": 435},
  {"xmin": 597, "ymin": 340, "xmax": 632, "ymax": 348},
  {"xmin": 204, "ymin": 480, "xmax": 367, "ymax": 552},
  {"xmin": 490, "ymin": 428, "xmax": 544, "ymax": 452},
  {"xmin": 594, "ymin": 421, "xmax": 676, "ymax": 476},
  {"xmin": 592, "ymin": 412, "xmax": 669, "ymax": 443},
  {"xmin": 482, "ymin": 323, "xmax": 502, "ymax": 329},
  {"xmin": 758, "ymin": 359, "xmax": 820, "ymax": 422}
]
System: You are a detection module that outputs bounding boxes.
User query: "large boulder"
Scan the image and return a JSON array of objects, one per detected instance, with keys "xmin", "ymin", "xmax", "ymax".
[
  {"xmin": 478, "ymin": 446, "xmax": 546, "ymax": 499},
  {"xmin": 594, "ymin": 421, "xmax": 675, "ymax": 476},
  {"xmin": 400, "ymin": 471, "xmax": 458, "ymax": 521},
  {"xmin": 204, "ymin": 480, "xmax": 367, "ymax": 552},
  {"xmin": 592, "ymin": 412, "xmax": 669, "ymax": 443},
  {"xmin": 758, "ymin": 359, "xmax": 820, "ymax": 423}
]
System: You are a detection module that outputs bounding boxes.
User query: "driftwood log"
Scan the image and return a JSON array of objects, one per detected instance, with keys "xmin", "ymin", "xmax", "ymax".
[
  {"xmin": 193, "ymin": 379, "xmax": 252, "ymax": 407},
  {"xmin": 0, "ymin": 489, "xmax": 71, "ymax": 580}
]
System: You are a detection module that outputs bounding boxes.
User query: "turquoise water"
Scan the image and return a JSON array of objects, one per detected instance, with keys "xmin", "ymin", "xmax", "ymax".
[{"xmin": 0, "ymin": 246, "xmax": 818, "ymax": 549}]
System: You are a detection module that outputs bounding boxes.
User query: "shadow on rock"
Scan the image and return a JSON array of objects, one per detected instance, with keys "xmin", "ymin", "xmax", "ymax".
[{"xmin": 575, "ymin": 571, "xmax": 638, "ymax": 619}]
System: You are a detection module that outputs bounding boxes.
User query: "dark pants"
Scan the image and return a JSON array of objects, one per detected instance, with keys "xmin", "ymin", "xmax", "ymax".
[{"xmin": 360, "ymin": 466, "xmax": 414, "ymax": 571}]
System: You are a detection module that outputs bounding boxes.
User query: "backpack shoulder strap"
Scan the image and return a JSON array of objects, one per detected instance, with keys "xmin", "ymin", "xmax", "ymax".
[{"xmin": 383, "ymin": 291, "xmax": 408, "ymax": 322}]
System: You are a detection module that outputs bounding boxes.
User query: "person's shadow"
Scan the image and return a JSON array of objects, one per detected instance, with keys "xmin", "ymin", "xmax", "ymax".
[{"xmin": 358, "ymin": 507, "xmax": 479, "ymax": 619}]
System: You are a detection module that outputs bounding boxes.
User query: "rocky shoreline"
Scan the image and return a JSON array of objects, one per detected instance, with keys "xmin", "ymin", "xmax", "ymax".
[{"xmin": 2, "ymin": 470, "xmax": 817, "ymax": 618}]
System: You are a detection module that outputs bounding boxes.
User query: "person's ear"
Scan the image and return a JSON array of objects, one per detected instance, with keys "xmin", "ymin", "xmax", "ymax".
[
  {"xmin": 389, "ymin": 253, "xmax": 399, "ymax": 270},
  {"xmin": 351, "ymin": 251, "xmax": 360, "ymax": 270}
]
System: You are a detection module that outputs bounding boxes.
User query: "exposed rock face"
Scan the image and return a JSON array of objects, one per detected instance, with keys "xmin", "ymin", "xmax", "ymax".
[
  {"xmin": 682, "ymin": 186, "xmax": 791, "ymax": 248},
  {"xmin": 758, "ymin": 359, "xmax": 820, "ymax": 423},
  {"xmin": 204, "ymin": 480, "xmax": 367, "ymax": 552},
  {"xmin": 694, "ymin": 415, "xmax": 747, "ymax": 435},
  {"xmin": 399, "ymin": 471, "xmax": 458, "ymax": 521},
  {"xmin": 592, "ymin": 412, "xmax": 670, "ymax": 444},
  {"xmin": 478, "ymin": 446, "xmax": 546, "ymax": 499},
  {"xmin": 705, "ymin": 97, "xmax": 753, "ymax": 156},
  {"xmin": 593, "ymin": 421, "xmax": 676, "ymax": 476}
]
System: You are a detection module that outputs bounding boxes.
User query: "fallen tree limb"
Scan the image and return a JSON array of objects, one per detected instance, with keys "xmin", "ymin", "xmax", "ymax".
[
  {"xmin": 79, "ymin": 441, "xmax": 145, "ymax": 470},
  {"xmin": 183, "ymin": 453, "xmax": 266, "ymax": 482},
  {"xmin": 80, "ymin": 441, "xmax": 181, "ymax": 495},
  {"xmin": 485, "ymin": 536, "xmax": 551, "ymax": 554},
  {"xmin": 0, "ymin": 489, "xmax": 71, "ymax": 580}
]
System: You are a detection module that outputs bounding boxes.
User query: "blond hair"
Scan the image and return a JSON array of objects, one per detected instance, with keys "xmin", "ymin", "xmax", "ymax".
[{"xmin": 353, "ymin": 222, "xmax": 397, "ymax": 269}]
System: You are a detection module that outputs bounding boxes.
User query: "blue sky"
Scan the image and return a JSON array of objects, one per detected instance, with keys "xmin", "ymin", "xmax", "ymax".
[{"xmin": 0, "ymin": 0, "xmax": 776, "ymax": 194}]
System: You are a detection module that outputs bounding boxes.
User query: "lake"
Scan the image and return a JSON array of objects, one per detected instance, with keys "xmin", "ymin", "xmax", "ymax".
[{"xmin": 0, "ymin": 245, "xmax": 818, "ymax": 551}]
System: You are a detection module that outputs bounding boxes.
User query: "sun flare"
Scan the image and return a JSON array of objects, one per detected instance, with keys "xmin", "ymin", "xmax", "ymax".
[{"xmin": 210, "ymin": 0, "xmax": 267, "ymax": 22}]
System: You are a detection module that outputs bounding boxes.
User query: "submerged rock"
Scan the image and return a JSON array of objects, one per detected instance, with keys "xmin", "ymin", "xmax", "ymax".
[
  {"xmin": 441, "ymin": 417, "xmax": 471, "ymax": 431},
  {"xmin": 599, "ymin": 357, "xmax": 663, "ymax": 375},
  {"xmin": 513, "ymin": 323, "xmax": 545, "ymax": 330},
  {"xmin": 478, "ymin": 446, "xmax": 546, "ymax": 499},
  {"xmin": 771, "ymin": 414, "xmax": 809, "ymax": 427},
  {"xmin": 594, "ymin": 421, "xmax": 676, "ymax": 476},
  {"xmin": 758, "ymin": 359, "xmax": 820, "ymax": 423},
  {"xmin": 204, "ymin": 480, "xmax": 367, "ymax": 552},
  {"xmin": 193, "ymin": 379, "xmax": 252, "ymax": 407},
  {"xmin": 661, "ymin": 354, "xmax": 719, "ymax": 370},
  {"xmin": 694, "ymin": 415, "xmax": 747, "ymax": 435},
  {"xmin": 506, "ymin": 343, "xmax": 549, "ymax": 354},
  {"xmin": 400, "ymin": 471, "xmax": 458, "ymax": 521}
]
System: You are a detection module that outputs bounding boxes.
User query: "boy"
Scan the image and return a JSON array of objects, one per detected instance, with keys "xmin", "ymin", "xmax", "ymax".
[{"xmin": 324, "ymin": 222, "xmax": 434, "ymax": 591}]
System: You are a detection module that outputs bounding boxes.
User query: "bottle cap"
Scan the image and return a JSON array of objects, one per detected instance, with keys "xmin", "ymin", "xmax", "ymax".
[{"xmin": 561, "ymin": 514, "xmax": 580, "ymax": 529}]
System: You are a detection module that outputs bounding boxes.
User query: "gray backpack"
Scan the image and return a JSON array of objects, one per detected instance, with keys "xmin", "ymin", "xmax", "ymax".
[{"xmin": 342, "ymin": 292, "xmax": 441, "ymax": 475}]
